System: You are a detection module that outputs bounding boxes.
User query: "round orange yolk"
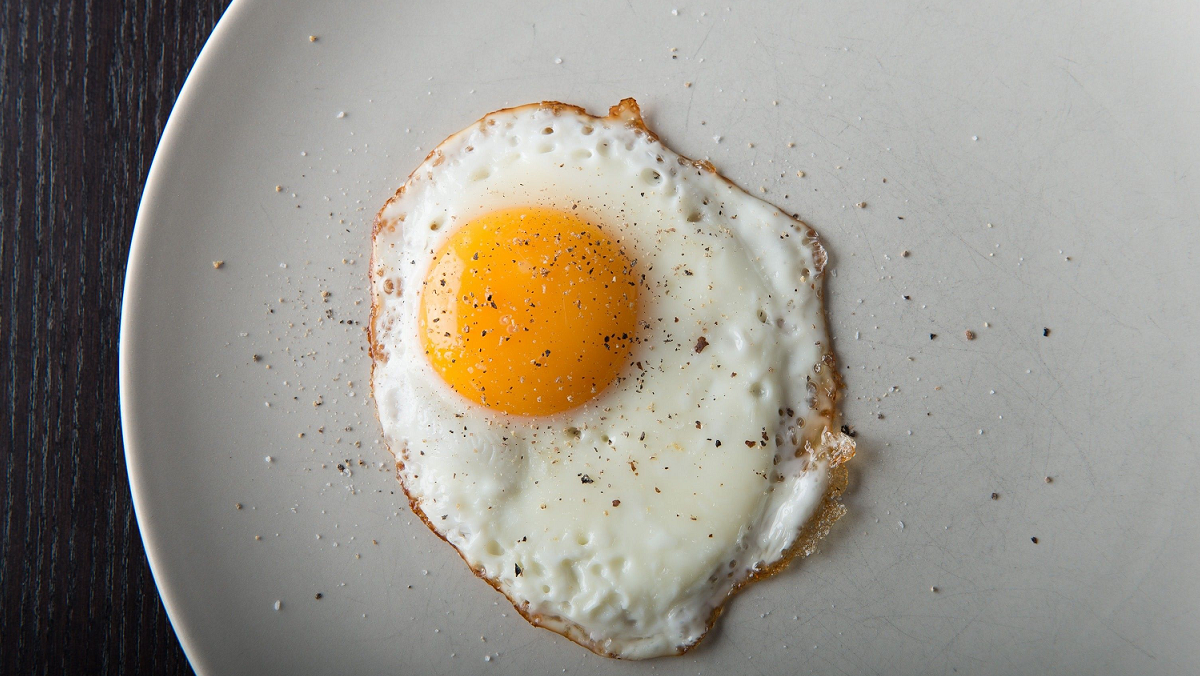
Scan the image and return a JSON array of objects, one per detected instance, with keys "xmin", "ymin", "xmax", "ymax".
[{"xmin": 418, "ymin": 206, "xmax": 639, "ymax": 416}]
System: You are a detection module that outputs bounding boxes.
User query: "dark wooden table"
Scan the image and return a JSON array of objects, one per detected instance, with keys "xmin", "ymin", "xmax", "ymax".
[{"xmin": 2, "ymin": 2, "xmax": 231, "ymax": 673}]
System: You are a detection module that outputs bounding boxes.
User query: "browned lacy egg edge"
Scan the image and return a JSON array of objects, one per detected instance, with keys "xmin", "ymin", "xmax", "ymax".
[{"xmin": 368, "ymin": 99, "xmax": 856, "ymax": 659}]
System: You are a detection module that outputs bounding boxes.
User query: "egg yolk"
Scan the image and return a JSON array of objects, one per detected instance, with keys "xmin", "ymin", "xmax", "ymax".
[{"xmin": 419, "ymin": 206, "xmax": 639, "ymax": 417}]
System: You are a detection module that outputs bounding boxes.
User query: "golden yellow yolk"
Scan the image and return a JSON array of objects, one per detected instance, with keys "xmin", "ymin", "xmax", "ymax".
[{"xmin": 419, "ymin": 206, "xmax": 639, "ymax": 416}]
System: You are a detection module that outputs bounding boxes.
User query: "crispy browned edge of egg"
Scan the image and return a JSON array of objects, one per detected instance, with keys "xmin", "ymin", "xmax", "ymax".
[{"xmin": 367, "ymin": 98, "xmax": 855, "ymax": 659}]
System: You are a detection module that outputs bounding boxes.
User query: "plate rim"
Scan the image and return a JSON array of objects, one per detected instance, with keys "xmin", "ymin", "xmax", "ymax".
[{"xmin": 118, "ymin": 1, "xmax": 250, "ymax": 673}]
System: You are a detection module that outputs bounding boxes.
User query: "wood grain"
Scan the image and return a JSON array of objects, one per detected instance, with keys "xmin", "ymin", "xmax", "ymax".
[{"xmin": 1, "ymin": 1, "xmax": 230, "ymax": 673}]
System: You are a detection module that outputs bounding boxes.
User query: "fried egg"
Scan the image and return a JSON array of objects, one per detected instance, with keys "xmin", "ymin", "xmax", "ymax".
[{"xmin": 370, "ymin": 100, "xmax": 854, "ymax": 659}]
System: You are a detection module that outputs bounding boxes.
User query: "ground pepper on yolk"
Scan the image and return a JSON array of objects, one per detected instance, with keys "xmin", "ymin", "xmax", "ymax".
[{"xmin": 419, "ymin": 206, "xmax": 639, "ymax": 416}]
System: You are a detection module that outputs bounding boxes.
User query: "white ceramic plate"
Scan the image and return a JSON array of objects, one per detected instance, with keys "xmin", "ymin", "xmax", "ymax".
[{"xmin": 120, "ymin": 1, "xmax": 1200, "ymax": 673}]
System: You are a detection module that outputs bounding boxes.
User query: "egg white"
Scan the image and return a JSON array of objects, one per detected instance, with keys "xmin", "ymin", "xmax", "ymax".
[{"xmin": 370, "ymin": 100, "xmax": 853, "ymax": 658}]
